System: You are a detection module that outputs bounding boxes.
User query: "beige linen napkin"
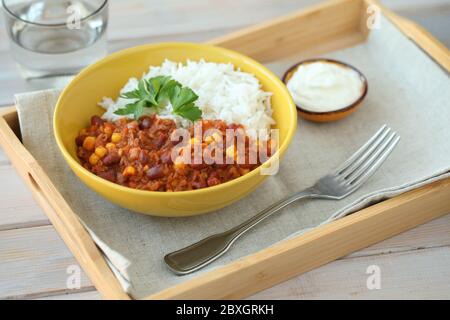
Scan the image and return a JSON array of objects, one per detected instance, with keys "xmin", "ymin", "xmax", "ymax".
[{"xmin": 15, "ymin": 16, "xmax": 450, "ymax": 299}]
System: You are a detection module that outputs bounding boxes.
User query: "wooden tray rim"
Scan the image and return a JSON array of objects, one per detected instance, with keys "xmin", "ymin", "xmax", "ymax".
[{"xmin": 0, "ymin": 0, "xmax": 449, "ymax": 300}]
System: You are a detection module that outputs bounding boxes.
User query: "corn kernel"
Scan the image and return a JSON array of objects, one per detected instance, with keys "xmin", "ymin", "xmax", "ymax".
[
  {"xmin": 190, "ymin": 137, "xmax": 201, "ymax": 149},
  {"xmin": 190, "ymin": 137, "xmax": 199, "ymax": 145},
  {"xmin": 173, "ymin": 157, "xmax": 185, "ymax": 170},
  {"xmin": 83, "ymin": 136, "xmax": 96, "ymax": 151},
  {"xmin": 89, "ymin": 153, "xmax": 100, "ymax": 165},
  {"xmin": 204, "ymin": 135, "xmax": 214, "ymax": 144},
  {"xmin": 212, "ymin": 132, "xmax": 223, "ymax": 141},
  {"xmin": 226, "ymin": 146, "xmax": 236, "ymax": 158},
  {"xmin": 123, "ymin": 166, "xmax": 136, "ymax": 177},
  {"xmin": 111, "ymin": 132, "xmax": 122, "ymax": 143},
  {"xmin": 105, "ymin": 143, "xmax": 116, "ymax": 151},
  {"xmin": 95, "ymin": 146, "xmax": 107, "ymax": 158}
]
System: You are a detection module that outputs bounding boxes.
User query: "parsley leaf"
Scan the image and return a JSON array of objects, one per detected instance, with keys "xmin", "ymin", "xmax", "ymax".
[
  {"xmin": 113, "ymin": 103, "xmax": 138, "ymax": 116},
  {"xmin": 145, "ymin": 76, "xmax": 165, "ymax": 105},
  {"xmin": 158, "ymin": 78, "xmax": 180, "ymax": 106},
  {"xmin": 114, "ymin": 75, "xmax": 202, "ymax": 121},
  {"xmin": 133, "ymin": 100, "xmax": 145, "ymax": 120},
  {"xmin": 172, "ymin": 102, "xmax": 202, "ymax": 121},
  {"xmin": 171, "ymin": 86, "xmax": 198, "ymax": 109},
  {"xmin": 171, "ymin": 86, "xmax": 202, "ymax": 121},
  {"xmin": 120, "ymin": 90, "xmax": 141, "ymax": 100},
  {"xmin": 115, "ymin": 78, "xmax": 157, "ymax": 119}
]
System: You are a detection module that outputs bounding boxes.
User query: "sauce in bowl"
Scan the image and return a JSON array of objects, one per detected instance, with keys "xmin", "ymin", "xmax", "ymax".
[
  {"xmin": 76, "ymin": 115, "xmax": 271, "ymax": 192},
  {"xmin": 283, "ymin": 59, "xmax": 368, "ymax": 122},
  {"xmin": 286, "ymin": 60, "xmax": 365, "ymax": 113}
]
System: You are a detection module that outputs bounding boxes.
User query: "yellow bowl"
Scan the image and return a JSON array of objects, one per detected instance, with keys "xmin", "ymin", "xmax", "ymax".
[{"xmin": 54, "ymin": 42, "xmax": 297, "ymax": 217}]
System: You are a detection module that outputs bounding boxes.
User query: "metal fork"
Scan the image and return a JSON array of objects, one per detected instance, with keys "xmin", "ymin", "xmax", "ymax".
[{"xmin": 164, "ymin": 125, "xmax": 400, "ymax": 275}]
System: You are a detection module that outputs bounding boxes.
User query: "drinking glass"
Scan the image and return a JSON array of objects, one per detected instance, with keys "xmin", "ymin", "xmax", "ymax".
[{"xmin": 2, "ymin": 0, "xmax": 108, "ymax": 82}]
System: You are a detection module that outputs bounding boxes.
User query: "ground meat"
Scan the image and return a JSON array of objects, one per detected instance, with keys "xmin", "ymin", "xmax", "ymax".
[{"xmin": 76, "ymin": 115, "xmax": 270, "ymax": 192}]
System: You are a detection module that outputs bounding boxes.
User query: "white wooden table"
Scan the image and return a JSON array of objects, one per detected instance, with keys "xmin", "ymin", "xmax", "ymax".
[{"xmin": 1, "ymin": 0, "xmax": 449, "ymax": 300}]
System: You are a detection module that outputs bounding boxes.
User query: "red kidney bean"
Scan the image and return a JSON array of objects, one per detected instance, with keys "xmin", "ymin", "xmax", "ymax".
[
  {"xmin": 139, "ymin": 116, "xmax": 152, "ymax": 129},
  {"xmin": 207, "ymin": 176, "xmax": 220, "ymax": 187},
  {"xmin": 98, "ymin": 169, "xmax": 116, "ymax": 182},
  {"xmin": 160, "ymin": 151, "xmax": 173, "ymax": 164},
  {"xmin": 138, "ymin": 150, "xmax": 149, "ymax": 164},
  {"xmin": 191, "ymin": 180, "xmax": 207, "ymax": 189},
  {"xmin": 154, "ymin": 136, "xmax": 166, "ymax": 149},
  {"xmin": 146, "ymin": 165, "xmax": 165, "ymax": 180},
  {"xmin": 77, "ymin": 148, "xmax": 90, "ymax": 161},
  {"xmin": 91, "ymin": 115, "xmax": 104, "ymax": 127},
  {"xmin": 76, "ymin": 135, "xmax": 86, "ymax": 146},
  {"xmin": 102, "ymin": 152, "xmax": 120, "ymax": 165}
]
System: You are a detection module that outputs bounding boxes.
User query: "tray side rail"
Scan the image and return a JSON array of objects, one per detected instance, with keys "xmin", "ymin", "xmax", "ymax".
[
  {"xmin": 0, "ymin": 107, "xmax": 130, "ymax": 300},
  {"xmin": 0, "ymin": 0, "xmax": 448, "ymax": 300}
]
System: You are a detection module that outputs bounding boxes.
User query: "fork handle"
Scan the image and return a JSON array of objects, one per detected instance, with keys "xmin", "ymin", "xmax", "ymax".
[{"xmin": 164, "ymin": 187, "xmax": 317, "ymax": 275}]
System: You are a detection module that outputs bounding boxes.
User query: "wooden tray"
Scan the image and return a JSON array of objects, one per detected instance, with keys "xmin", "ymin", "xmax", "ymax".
[{"xmin": 0, "ymin": 0, "xmax": 449, "ymax": 300}]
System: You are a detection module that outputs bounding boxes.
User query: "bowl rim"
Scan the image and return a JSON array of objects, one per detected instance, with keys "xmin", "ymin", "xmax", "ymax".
[
  {"xmin": 53, "ymin": 42, "xmax": 297, "ymax": 197},
  {"xmin": 282, "ymin": 58, "xmax": 368, "ymax": 116}
]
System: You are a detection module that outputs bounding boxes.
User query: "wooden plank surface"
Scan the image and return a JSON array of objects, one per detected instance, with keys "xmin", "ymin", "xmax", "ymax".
[
  {"xmin": 0, "ymin": 161, "xmax": 49, "ymax": 231},
  {"xmin": 0, "ymin": 0, "xmax": 449, "ymax": 300},
  {"xmin": 250, "ymin": 246, "xmax": 450, "ymax": 300},
  {"xmin": 0, "ymin": 226, "xmax": 93, "ymax": 299},
  {"xmin": 1, "ymin": 213, "xmax": 449, "ymax": 299}
]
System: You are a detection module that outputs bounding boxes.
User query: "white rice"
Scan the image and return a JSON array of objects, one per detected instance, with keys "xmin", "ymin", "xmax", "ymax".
[{"xmin": 99, "ymin": 59, "xmax": 275, "ymax": 137}]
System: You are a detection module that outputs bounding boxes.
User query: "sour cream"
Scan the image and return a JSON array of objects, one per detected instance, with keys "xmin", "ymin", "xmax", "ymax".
[{"xmin": 286, "ymin": 61, "xmax": 365, "ymax": 113}]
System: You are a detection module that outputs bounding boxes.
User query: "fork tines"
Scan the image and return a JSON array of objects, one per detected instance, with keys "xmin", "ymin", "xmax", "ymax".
[{"xmin": 336, "ymin": 125, "xmax": 400, "ymax": 187}]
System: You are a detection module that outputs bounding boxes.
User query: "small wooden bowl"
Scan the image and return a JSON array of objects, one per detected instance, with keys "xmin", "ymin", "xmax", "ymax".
[{"xmin": 282, "ymin": 59, "xmax": 368, "ymax": 123}]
